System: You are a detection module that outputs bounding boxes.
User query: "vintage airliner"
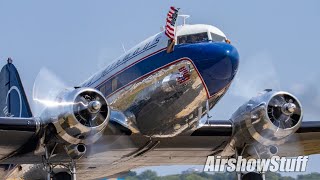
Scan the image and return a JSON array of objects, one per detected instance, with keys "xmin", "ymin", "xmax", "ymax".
[{"xmin": 0, "ymin": 9, "xmax": 319, "ymax": 180}]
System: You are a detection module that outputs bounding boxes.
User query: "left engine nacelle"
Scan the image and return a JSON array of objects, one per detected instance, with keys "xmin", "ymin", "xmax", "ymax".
[
  {"xmin": 43, "ymin": 87, "xmax": 110, "ymax": 145},
  {"xmin": 231, "ymin": 90, "xmax": 303, "ymax": 147}
]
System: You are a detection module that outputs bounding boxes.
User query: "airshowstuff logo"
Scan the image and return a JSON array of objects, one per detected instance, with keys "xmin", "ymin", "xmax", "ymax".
[{"xmin": 203, "ymin": 156, "xmax": 309, "ymax": 173}]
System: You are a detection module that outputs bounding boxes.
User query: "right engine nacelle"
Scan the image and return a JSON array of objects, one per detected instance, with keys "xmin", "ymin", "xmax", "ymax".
[{"xmin": 231, "ymin": 90, "xmax": 303, "ymax": 147}]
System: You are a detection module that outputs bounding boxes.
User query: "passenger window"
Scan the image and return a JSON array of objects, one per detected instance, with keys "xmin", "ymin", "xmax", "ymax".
[
  {"xmin": 105, "ymin": 81, "xmax": 112, "ymax": 95},
  {"xmin": 177, "ymin": 32, "xmax": 209, "ymax": 44},
  {"xmin": 99, "ymin": 85, "xmax": 106, "ymax": 95},
  {"xmin": 210, "ymin": 33, "xmax": 225, "ymax": 42},
  {"xmin": 112, "ymin": 78, "xmax": 118, "ymax": 91}
]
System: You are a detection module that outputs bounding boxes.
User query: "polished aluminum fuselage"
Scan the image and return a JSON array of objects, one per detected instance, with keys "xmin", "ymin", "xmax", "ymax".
[
  {"xmin": 108, "ymin": 58, "xmax": 208, "ymax": 137},
  {"xmin": 82, "ymin": 31, "xmax": 239, "ymax": 137}
]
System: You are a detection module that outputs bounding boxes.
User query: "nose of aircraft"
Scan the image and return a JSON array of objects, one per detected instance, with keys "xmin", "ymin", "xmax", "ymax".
[{"xmin": 187, "ymin": 42, "xmax": 239, "ymax": 96}]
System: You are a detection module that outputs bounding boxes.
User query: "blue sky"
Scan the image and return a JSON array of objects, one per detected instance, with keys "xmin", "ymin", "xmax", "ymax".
[{"xmin": 0, "ymin": 0, "xmax": 319, "ymax": 176}]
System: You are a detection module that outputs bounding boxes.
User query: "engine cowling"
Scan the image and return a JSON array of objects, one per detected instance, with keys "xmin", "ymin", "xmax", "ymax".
[
  {"xmin": 231, "ymin": 90, "xmax": 303, "ymax": 148},
  {"xmin": 42, "ymin": 87, "xmax": 110, "ymax": 145}
]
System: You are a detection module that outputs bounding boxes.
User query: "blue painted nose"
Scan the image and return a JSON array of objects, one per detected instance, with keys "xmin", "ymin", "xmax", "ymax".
[{"xmin": 184, "ymin": 42, "xmax": 239, "ymax": 96}]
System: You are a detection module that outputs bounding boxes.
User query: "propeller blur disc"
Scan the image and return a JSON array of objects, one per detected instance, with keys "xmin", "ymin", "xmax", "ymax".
[{"xmin": 32, "ymin": 67, "xmax": 70, "ymax": 117}]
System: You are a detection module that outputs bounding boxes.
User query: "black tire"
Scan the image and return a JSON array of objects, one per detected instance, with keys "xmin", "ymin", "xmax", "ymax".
[
  {"xmin": 242, "ymin": 172, "xmax": 263, "ymax": 180},
  {"xmin": 52, "ymin": 172, "xmax": 72, "ymax": 180}
]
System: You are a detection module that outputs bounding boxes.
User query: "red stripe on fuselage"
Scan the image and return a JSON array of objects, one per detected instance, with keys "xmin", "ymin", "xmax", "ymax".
[
  {"xmin": 99, "ymin": 57, "xmax": 211, "ymax": 99},
  {"xmin": 94, "ymin": 47, "xmax": 167, "ymax": 88}
]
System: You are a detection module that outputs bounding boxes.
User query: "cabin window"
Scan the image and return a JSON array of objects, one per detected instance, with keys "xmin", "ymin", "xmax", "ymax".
[
  {"xmin": 177, "ymin": 32, "xmax": 209, "ymax": 44},
  {"xmin": 210, "ymin": 33, "xmax": 226, "ymax": 42},
  {"xmin": 112, "ymin": 78, "xmax": 118, "ymax": 91},
  {"xmin": 105, "ymin": 81, "xmax": 113, "ymax": 95},
  {"xmin": 99, "ymin": 85, "xmax": 106, "ymax": 95}
]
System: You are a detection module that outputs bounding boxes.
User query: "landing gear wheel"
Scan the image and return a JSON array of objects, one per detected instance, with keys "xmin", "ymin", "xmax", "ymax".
[
  {"xmin": 52, "ymin": 172, "xmax": 72, "ymax": 180},
  {"xmin": 242, "ymin": 172, "xmax": 263, "ymax": 180}
]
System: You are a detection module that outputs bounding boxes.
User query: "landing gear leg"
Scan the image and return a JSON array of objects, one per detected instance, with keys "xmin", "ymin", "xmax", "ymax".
[
  {"xmin": 235, "ymin": 148, "xmax": 242, "ymax": 180},
  {"xmin": 44, "ymin": 146, "xmax": 53, "ymax": 180},
  {"xmin": 45, "ymin": 167, "xmax": 52, "ymax": 180},
  {"xmin": 237, "ymin": 172, "xmax": 242, "ymax": 180},
  {"xmin": 261, "ymin": 172, "xmax": 266, "ymax": 180},
  {"xmin": 70, "ymin": 161, "xmax": 77, "ymax": 180},
  {"xmin": 43, "ymin": 144, "xmax": 78, "ymax": 180}
]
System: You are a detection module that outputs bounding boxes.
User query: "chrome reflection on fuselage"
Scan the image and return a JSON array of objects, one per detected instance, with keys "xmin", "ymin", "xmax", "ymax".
[
  {"xmin": 107, "ymin": 59, "xmax": 207, "ymax": 137},
  {"xmin": 91, "ymin": 41, "xmax": 239, "ymax": 137},
  {"xmin": 106, "ymin": 43, "xmax": 239, "ymax": 137}
]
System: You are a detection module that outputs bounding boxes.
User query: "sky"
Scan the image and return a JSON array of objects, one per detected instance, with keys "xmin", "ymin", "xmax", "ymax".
[{"xmin": 0, "ymin": 0, "xmax": 319, "ymax": 177}]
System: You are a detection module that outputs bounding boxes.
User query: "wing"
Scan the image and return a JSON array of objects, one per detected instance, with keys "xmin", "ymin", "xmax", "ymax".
[
  {"xmin": 277, "ymin": 121, "xmax": 320, "ymax": 157},
  {"xmin": 0, "ymin": 117, "xmax": 40, "ymax": 161}
]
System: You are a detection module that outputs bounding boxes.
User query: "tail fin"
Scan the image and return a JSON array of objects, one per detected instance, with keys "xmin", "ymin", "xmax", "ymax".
[{"xmin": 0, "ymin": 59, "xmax": 32, "ymax": 117}]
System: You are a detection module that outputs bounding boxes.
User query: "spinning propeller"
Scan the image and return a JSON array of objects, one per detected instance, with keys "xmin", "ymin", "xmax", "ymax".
[
  {"xmin": 32, "ymin": 67, "xmax": 70, "ymax": 117},
  {"xmin": 31, "ymin": 67, "xmax": 133, "ymax": 170},
  {"xmin": 267, "ymin": 93, "xmax": 302, "ymax": 130},
  {"xmin": 32, "ymin": 67, "xmax": 108, "ymax": 127}
]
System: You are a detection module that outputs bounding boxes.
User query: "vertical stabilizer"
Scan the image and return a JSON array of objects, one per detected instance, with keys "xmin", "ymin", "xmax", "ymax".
[{"xmin": 0, "ymin": 59, "xmax": 32, "ymax": 117}]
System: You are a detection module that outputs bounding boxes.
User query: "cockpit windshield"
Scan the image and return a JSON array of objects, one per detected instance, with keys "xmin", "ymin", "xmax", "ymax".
[
  {"xmin": 177, "ymin": 32, "xmax": 209, "ymax": 44},
  {"xmin": 210, "ymin": 33, "xmax": 226, "ymax": 42}
]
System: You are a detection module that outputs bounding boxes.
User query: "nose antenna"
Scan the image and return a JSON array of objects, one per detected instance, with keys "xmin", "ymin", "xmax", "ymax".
[{"xmin": 178, "ymin": 14, "xmax": 190, "ymax": 26}]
